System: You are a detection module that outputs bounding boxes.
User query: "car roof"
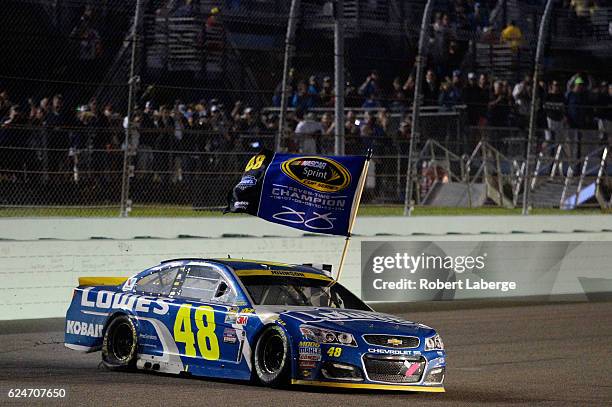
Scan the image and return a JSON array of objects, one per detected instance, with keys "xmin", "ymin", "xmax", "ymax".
[{"xmin": 160, "ymin": 258, "xmax": 328, "ymax": 276}]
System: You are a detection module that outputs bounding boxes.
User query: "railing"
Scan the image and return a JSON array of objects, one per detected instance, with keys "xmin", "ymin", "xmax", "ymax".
[
  {"xmin": 464, "ymin": 140, "xmax": 518, "ymax": 208},
  {"xmin": 559, "ymin": 146, "xmax": 610, "ymax": 210},
  {"xmin": 0, "ymin": 119, "xmax": 609, "ymax": 215},
  {"xmin": 595, "ymin": 147, "xmax": 609, "ymax": 208},
  {"xmin": 416, "ymin": 139, "xmax": 466, "ymax": 204}
]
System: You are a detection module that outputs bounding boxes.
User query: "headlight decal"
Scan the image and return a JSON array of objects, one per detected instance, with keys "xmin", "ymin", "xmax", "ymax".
[
  {"xmin": 424, "ymin": 334, "xmax": 444, "ymax": 351},
  {"xmin": 299, "ymin": 325, "xmax": 357, "ymax": 347}
]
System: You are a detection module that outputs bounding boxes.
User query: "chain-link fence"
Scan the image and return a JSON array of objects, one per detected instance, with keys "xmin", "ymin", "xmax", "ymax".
[{"xmin": 0, "ymin": 0, "xmax": 610, "ymax": 216}]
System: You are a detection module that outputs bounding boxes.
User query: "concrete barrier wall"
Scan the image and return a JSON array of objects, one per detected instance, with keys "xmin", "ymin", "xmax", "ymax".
[{"xmin": 1, "ymin": 215, "xmax": 611, "ymax": 320}]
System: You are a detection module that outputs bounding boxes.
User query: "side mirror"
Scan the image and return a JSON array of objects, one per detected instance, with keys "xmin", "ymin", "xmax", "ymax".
[{"xmin": 214, "ymin": 281, "xmax": 229, "ymax": 298}]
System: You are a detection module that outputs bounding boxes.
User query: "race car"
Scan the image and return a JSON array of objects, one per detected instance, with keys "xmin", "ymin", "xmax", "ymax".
[{"xmin": 65, "ymin": 258, "xmax": 446, "ymax": 392}]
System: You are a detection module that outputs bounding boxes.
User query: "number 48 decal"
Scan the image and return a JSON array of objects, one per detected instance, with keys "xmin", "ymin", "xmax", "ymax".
[{"xmin": 173, "ymin": 304, "xmax": 220, "ymax": 360}]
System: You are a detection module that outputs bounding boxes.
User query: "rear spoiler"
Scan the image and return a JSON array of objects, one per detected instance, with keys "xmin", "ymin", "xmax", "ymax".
[{"xmin": 78, "ymin": 277, "xmax": 129, "ymax": 287}]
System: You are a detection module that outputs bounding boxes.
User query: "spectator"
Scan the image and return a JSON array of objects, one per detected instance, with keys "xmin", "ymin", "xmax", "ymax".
[
  {"xmin": 345, "ymin": 81, "xmax": 361, "ymax": 107},
  {"xmin": 208, "ymin": 104, "xmax": 231, "ymax": 152},
  {"xmin": 320, "ymin": 112, "xmax": 335, "ymax": 152},
  {"xmin": 402, "ymin": 75, "xmax": 416, "ymax": 106},
  {"xmin": 438, "ymin": 71, "xmax": 463, "ymax": 111},
  {"xmin": 570, "ymin": 0, "xmax": 592, "ymax": 37},
  {"xmin": 469, "ymin": 3, "xmax": 489, "ymax": 31},
  {"xmin": 438, "ymin": 80, "xmax": 458, "ymax": 111},
  {"xmin": 477, "ymin": 74, "xmax": 490, "ymax": 126},
  {"xmin": 291, "ymin": 81, "xmax": 315, "ymax": 111},
  {"xmin": 501, "ymin": 20, "xmax": 523, "ymax": 53},
  {"xmin": 320, "ymin": 112, "xmax": 334, "ymax": 136},
  {"xmin": 236, "ymin": 106, "xmax": 263, "ymax": 152},
  {"xmin": 390, "ymin": 77, "xmax": 407, "ymax": 111},
  {"xmin": 319, "ymin": 76, "xmax": 334, "ymax": 107},
  {"xmin": 377, "ymin": 108, "xmax": 390, "ymax": 134},
  {"xmin": 463, "ymin": 72, "xmax": 481, "ymax": 125},
  {"xmin": 0, "ymin": 91, "xmax": 12, "ymax": 119},
  {"xmin": 307, "ymin": 76, "xmax": 320, "ymax": 106},
  {"xmin": 543, "ymin": 80, "xmax": 567, "ymax": 150},
  {"xmin": 153, "ymin": 105, "xmax": 175, "ymax": 181},
  {"xmin": 345, "ymin": 110, "xmax": 361, "ymax": 149},
  {"xmin": 398, "ymin": 114, "xmax": 412, "ymax": 142},
  {"xmin": 423, "ymin": 69, "xmax": 439, "ymax": 106},
  {"xmin": 512, "ymin": 75, "xmax": 533, "ymax": 127},
  {"xmin": 0, "ymin": 104, "xmax": 28, "ymax": 176},
  {"xmin": 362, "ymin": 92, "xmax": 381, "ymax": 109},
  {"xmin": 358, "ymin": 70, "xmax": 380, "ymax": 99},
  {"xmin": 45, "ymin": 94, "xmax": 74, "ymax": 174},
  {"xmin": 360, "ymin": 111, "xmax": 385, "ymax": 153},
  {"xmin": 70, "ymin": 7, "xmax": 102, "ymax": 63},
  {"xmin": 449, "ymin": 70, "xmax": 464, "ymax": 103},
  {"xmin": 488, "ymin": 80, "xmax": 510, "ymax": 127},
  {"xmin": 444, "ymin": 41, "xmax": 462, "ymax": 78},
  {"xmin": 294, "ymin": 110, "xmax": 324, "ymax": 154},
  {"xmin": 272, "ymin": 68, "xmax": 296, "ymax": 107},
  {"xmin": 566, "ymin": 77, "xmax": 590, "ymax": 158}
]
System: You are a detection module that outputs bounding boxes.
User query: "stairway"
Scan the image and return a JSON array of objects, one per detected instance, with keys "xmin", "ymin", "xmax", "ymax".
[
  {"xmin": 423, "ymin": 183, "xmax": 487, "ymax": 208},
  {"xmin": 562, "ymin": 181, "xmax": 597, "ymax": 210},
  {"xmin": 527, "ymin": 179, "xmax": 567, "ymax": 208},
  {"xmin": 475, "ymin": 43, "xmax": 532, "ymax": 82}
]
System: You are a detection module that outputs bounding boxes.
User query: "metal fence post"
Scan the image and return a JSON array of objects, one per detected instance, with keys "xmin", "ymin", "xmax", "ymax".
[
  {"xmin": 522, "ymin": 0, "xmax": 554, "ymax": 215},
  {"xmin": 276, "ymin": 0, "xmax": 300, "ymax": 152},
  {"xmin": 334, "ymin": 0, "xmax": 345, "ymax": 156},
  {"xmin": 120, "ymin": 0, "xmax": 144, "ymax": 217},
  {"xmin": 403, "ymin": 0, "xmax": 435, "ymax": 216}
]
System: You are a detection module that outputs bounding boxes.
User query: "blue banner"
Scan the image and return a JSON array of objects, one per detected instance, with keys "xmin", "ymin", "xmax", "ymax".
[{"xmin": 257, "ymin": 153, "xmax": 367, "ymax": 236}]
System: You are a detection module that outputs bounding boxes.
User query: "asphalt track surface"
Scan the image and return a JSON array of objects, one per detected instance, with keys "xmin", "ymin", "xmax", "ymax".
[{"xmin": 1, "ymin": 301, "xmax": 611, "ymax": 407}]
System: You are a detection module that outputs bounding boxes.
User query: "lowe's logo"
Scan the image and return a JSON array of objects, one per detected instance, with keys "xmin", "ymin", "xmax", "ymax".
[
  {"xmin": 80, "ymin": 287, "xmax": 171, "ymax": 315},
  {"xmin": 66, "ymin": 320, "xmax": 103, "ymax": 337}
]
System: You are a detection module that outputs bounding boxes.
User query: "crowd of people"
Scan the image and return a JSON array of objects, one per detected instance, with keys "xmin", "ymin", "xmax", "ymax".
[
  {"xmin": 1, "ymin": 66, "xmax": 610, "ymax": 183},
  {"xmin": 1, "ymin": 2, "xmax": 610, "ymax": 181}
]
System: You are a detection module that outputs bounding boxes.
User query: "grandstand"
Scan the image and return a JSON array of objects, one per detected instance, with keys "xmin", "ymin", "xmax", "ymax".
[{"xmin": 0, "ymin": 0, "xmax": 610, "ymax": 215}]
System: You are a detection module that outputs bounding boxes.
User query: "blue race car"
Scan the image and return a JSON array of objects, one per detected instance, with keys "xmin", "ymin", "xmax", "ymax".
[{"xmin": 65, "ymin": 259, "xmax": 446, "ymax": 392}]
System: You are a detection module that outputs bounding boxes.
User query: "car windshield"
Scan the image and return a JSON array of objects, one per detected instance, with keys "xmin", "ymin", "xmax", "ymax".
[{"xmin": 238, "ymin": 276, "xmax": 370, "ymax": 311}]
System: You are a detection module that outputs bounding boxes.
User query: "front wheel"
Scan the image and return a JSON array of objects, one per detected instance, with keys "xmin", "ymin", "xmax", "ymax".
[
  {"xmin": 101, "ymin": 315, "xmax": 137, "ymax": 370},
  {"xmin": 253, "ymin": 325, "xmax": 291, "ymax": 386}
]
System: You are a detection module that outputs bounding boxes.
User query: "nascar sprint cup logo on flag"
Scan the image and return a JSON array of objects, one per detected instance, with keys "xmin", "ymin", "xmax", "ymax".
[{"xmin": 226, "ymin": 149, "xmax": 367, "ymax": 236}]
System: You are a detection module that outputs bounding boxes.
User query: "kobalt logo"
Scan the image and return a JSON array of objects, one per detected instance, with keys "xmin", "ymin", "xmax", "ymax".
[
  {"xmin": 80, "ymin": 288, "xmax": 171, "ymax": 315},
  {"xmin": 66, "ymin": 320, "xmax": 103, "ymax": 337},
  {"xmin": 281, "ymin": 156, "xmax": 351, "ymax": 193}
]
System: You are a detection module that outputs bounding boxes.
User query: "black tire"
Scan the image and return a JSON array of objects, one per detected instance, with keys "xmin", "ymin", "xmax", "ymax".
[
  {"xmin": 102, "ymin": 315, "xmax": 138, "ymax": 370},
  {"xmin": 253, "ymin": 325, "xmax": 291, "ymax": 386}
]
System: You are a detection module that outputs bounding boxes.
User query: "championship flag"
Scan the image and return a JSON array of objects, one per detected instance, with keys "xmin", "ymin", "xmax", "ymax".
[{"xmin": 225, "ymin": 149, "xmax": 370, "ymax": 237}]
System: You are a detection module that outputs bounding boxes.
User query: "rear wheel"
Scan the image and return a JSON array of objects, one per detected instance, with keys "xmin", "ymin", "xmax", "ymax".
[
  {"xmin": 102, "ymin": 315, "xmax": 137, "ymax": 370},
  {"xmin": 253, "ymin": 325, "xmax": 291, "ymax": 386}
]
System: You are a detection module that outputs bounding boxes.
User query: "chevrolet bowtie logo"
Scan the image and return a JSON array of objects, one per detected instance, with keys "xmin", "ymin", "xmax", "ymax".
[{"xmin": 387, "ymin": 338, "xmax": 403, "ymax": 346}]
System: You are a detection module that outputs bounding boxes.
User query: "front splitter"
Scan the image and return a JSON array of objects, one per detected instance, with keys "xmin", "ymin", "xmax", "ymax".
[{"xmin": 291, "ymin": 380, "xmax": 445, "ymax": 392}]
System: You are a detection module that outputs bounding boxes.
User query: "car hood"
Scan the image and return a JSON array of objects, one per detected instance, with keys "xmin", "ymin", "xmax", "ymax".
[{"xmin": 254, "ymin": 305, "xmax": 436, "ymax": 338}]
